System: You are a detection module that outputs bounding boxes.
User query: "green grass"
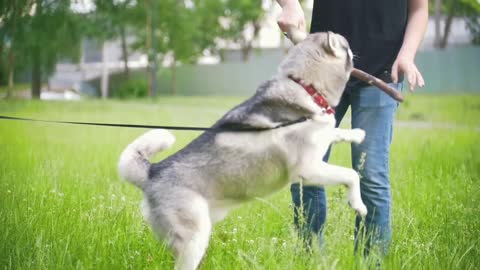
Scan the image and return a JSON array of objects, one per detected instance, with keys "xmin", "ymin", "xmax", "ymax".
[
  {"xmin": 396, "ymin": 93, "xmax": 480, "ymax": 126},
  {"xmin": 0, "ymin": 94, "xmax": 479, "ymax": 269},
  {"xmin": 0, "ymin": 83, "xmax": 30, "ymax": 95}
]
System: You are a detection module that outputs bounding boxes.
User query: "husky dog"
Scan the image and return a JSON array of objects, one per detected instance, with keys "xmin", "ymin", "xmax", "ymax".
[{"xmin": 118, "ymin": 32, "xmax": 367, "ymax": 270}]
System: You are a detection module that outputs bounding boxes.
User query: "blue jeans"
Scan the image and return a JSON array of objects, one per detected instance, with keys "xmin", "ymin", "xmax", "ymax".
[{"xmin": 290, "ymin": 82, "xmax": 401, "ymax": 255}]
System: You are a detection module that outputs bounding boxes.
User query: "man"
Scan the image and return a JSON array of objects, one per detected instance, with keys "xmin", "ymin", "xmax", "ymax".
[{"xmin": 276, "ymin": 0, "xmax": 428, "ymax": 255}]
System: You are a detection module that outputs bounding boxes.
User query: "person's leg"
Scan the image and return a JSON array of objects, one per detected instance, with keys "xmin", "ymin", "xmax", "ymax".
[
  {"xmin": 290, "ymin": 90, "xmax": 351, "ymax": 247},
  {"xmin": 349, "ymin": 83, "xmax": 402, "ymax": 256}
]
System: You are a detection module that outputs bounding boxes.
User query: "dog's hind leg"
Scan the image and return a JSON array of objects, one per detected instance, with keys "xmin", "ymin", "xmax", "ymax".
[
  {"xmin": 168, "ymin": 196, "xmax": 212, "ymax": 270},
  {"xmin": 144, "ymin": 192, "xmax": 211, "ymax": 270},
  {"xmin": 300, "ymin": 162, "xmax": 367, "ymax": 217}
]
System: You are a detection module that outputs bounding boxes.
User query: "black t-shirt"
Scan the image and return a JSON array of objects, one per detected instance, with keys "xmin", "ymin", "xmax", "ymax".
[{"xmin": 311, "ymin": 0, "xmax": 408, "ymax": 86}]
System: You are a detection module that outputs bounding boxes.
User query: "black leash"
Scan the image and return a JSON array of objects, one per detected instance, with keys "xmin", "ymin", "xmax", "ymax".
[{"xmin": 0, "ymin": 115, "xmax": 308, "ymax": 132}]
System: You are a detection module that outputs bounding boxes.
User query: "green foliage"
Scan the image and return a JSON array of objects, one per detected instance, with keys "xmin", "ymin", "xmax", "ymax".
[
  {"xmin": 113, "ymin": 79, "xmax": 148, "ymax": 99},
  {"xmin": 0, "ymin": 0, "xmax": 35, "ymax": 85},
  {"xmin": 129, "ymin": 0, "xmax": 226, "ymax": 64},
  {"xmin": 222, "ymin": 0, "xmax": 264, "ymax": 41},
  {"xmin": 0, "ymin": 0, "xmax": 84, "ymax": 97},
  {"xmin": 160, "ymin": 1, "xmax": 208, "ymax": 63},
  {"xmin": 458, "ymin": 0, "xmax": 480, "ymax": 44},
  {"xmin": 87, "ymin": 0, "xmax": 135, "ymax": 41},
  {"xmin": 430, "ymin": 0, "xmax": 480, "ymax": 14},
  {"xmin": 465, "ymin": 16, "xmax": 480, "ymax": 44},
  {"xmin": 0, "ymin": 0, "xmax": 269, "ymax": 95},
  {"xmin": 460, "ymin": 0, "xmax": 480, "ymax": 13},
  {"xmin": 221, "ymin": 0, "xmax": 265, "ymax": 60},
  {"xmin": 27, "ymin": 1, "xmax": 83, "ymax": 72},
  {"xmin": 192, "ymin": 0, "xmax": 227, "ymax": 52},
  {"xmin": 128, "ymin": 0, "xmax": 265, "ymax": 64},
  {"xmin": 430, "ymin": 0, "xmax": 480, "ymax": 45}
]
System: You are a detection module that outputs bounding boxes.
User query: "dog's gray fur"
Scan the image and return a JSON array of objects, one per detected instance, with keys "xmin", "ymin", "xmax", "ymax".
[{"xmin": 118, "ymin": 32, "xmax": 367, "ymax": 270}]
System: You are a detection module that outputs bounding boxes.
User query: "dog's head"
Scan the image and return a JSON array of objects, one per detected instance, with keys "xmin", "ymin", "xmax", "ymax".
[{"xmin": 278, "ymin": 31, "xmax": 353, "ymax": 107}]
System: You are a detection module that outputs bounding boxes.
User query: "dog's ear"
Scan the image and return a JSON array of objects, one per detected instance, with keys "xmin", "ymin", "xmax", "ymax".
[{"xmin": 323, "ymin": 31, "xmax": 343, "ymax": 57}]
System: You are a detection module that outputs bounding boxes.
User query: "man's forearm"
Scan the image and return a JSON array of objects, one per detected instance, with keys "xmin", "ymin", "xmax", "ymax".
[
  {"xmin": 399, "ymin": 0, "xmax": 429, "ymax": 59},
  {"xmin": 276, "ymin": 0, "xmax": 305, "ymax": 32}
]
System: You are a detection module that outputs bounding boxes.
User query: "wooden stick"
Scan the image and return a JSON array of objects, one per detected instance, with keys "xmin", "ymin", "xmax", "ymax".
[{"xmin": 351, "ymin": 68, "xmax": 404, "ymax": 102}]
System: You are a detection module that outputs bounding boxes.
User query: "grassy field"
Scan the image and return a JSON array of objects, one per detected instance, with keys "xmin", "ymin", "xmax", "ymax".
[
  {"xmin": 0, "ymin": 95, "xmax": 479, "ymax": 269},
  {"xmin": 0, "ymin": 83, "xmax": 31, "ymax": 96}
]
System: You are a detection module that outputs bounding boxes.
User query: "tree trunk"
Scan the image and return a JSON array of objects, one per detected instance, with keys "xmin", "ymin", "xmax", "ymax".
[
  {"xmin": 0, "ymin": 39, "xmax": 4, "ymax": 86},
  {"xmin": 240, "ymin": 22, "xmax": 262, "ymax": 62},
  {"xmin": 145, "ymin": 0, "xmax": 153, "ymax": 96},
  {"xmin": 170, "ymin": 57, "xmax": 176, "ymax": 95},
  {"xmin": 31, "ymin": 48, "xmax": 41, "ymax": 99},
  {"xmin": 31, "ymin": 0, "xmax": 42, "ymax": 99},
  {"xmin": 7, "ymin": 50, "xmax": 15, "ymax": 98},
  {"xmin": 150, "ymin": 0, "xmax": 158, "ymax": 97},
  {"xmin": 101, "ymin": 41, "xmax": 109, "ymax": 99},
  {"xmin": 241, "ymin": 44, "xmax": 251, "ymax": 62},
  {"xmin": 434, "ymin": 0, "xmax": 442, "ymax": 48},
  {"xmin": 6, "ymin": 0, "xmax": 18, "ymax": 98},
  {"xmin": 120, "ymin": 25, "xmax": 130, "ymax": 79},
  {"xmin": 440, "ymin": 0, "xmax": 457, "ymax": 49}
]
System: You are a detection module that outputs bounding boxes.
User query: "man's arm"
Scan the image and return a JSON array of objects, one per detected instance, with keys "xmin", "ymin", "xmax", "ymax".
[
  {"xmin": 391, "ymin": 0, "xmax": 429, "ymax": 91},
  {"xmin": 276, "ymin": 0, "xmax": 305, "ymax": 33}
]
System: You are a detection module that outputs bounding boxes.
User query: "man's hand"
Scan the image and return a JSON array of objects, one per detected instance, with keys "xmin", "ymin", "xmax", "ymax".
[
  {"xmin": 276, "ymin": 0, "xmax": 305, "ymax": 33},
  {"xmin": 391, "ymin": 0, "xmax": 428, "ymax": 92},
  {"xmin": 391, "ymin": 52, "xmax": 425, "ymax": 92}
]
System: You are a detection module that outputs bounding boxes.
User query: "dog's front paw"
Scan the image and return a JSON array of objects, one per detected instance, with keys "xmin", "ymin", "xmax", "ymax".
[
  {"xmin": 347, "ymin": 195, "xmax": 368, "ymax": 218},
  {"xmin": 351, "ymin": 129, "xmax": 366, "ymax": 144},
  {"xmin": 353, "ymin": 202, "xmax": 368, "ymax": 218}
]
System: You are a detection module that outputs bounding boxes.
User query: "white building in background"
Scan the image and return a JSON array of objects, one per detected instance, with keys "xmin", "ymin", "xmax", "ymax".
[{"xmin": 49, "ymin": 0, "xmax": 474, "ymax": 95}]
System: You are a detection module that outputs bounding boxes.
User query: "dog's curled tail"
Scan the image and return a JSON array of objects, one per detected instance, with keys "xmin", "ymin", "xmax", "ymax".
[{"xmin": 118, "ymin": 129, "xmax": 175, "ymax": 189}]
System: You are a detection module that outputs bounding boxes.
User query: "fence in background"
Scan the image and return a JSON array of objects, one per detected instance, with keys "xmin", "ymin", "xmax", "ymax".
[
  {"xmin": 416, "ymin": 46, "xmax": 479, "ymax": 93},
  {"xmin": 154, "ymin": 46, "xmax": 479, "ymax": 96}
]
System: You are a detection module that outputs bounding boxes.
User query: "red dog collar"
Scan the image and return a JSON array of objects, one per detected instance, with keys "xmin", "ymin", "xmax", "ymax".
[{"xmin": 289, "ymin": 76, "xmax": 335, "ymax": 115}]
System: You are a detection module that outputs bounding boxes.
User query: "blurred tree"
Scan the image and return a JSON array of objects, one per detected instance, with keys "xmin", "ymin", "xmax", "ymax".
[
  {"xmin": 29, "ymin": 1, "xmax": 82, "ymax": 98},
  {"xmin": 431, "ymin": 0, "xmax": 480, "ymax": 48},
  {"xmin": 221, "ymin": 0, "xmax": 265, "ymax": 61},
  {"xmin": 0, "ymin": 0, "xmax": 32, "ymax": 98},
  {"xmin": 89, "ymin": 0, "xmax": 135, "ymax": 79},
  {"xmin": 166, "ymin": 0, "xmax": 225, "ymax": 94},
  {"xmin": 0, "ymin": 0, "xmax": 277, "ymax": 98},
  {"xmin": 462, "ymin": 0, "xmax": 480, "ymax": 45},
  {"xmin": 129, "ymin": 0, "xmax": 161, "ymax": 96},
  {"xmin": 130, "ymin": 0, "xmax": 225, "ymax": 95},
  {"xmin": 1, "ymin": 0, "xmax": 82, "ymax": 99},
  {"xmin": 433, "ymin": 0, "xmax": 442, "ymax": 46},
  {"xmin": 465, "ymin": 16, "xmax": 480, "ymax": 45}
]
